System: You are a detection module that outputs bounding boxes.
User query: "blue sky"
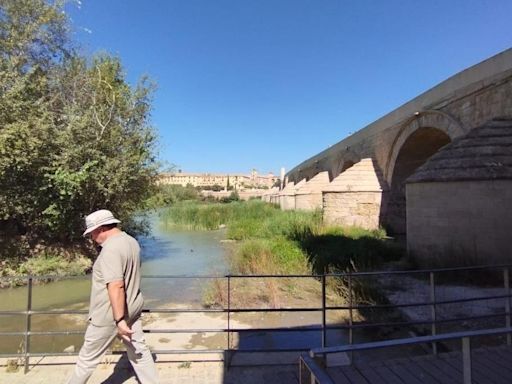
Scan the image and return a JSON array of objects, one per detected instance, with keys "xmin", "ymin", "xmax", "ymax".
[{"xmin": 67, "ymin": 0, "xmax": 512, "ymax": 175}]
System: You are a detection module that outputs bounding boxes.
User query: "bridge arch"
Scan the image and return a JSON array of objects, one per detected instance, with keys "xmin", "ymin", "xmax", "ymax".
[
  {"xmin": 383, "ymin": 111, "xmax": 465, "ymax": 234},
  {"xmin": 330, "ymin": 149, "xmax": 359, "ymax": 181},
  {"xmin": 385, "ymin": 110, "xmax": 465, "ymax": 185}
]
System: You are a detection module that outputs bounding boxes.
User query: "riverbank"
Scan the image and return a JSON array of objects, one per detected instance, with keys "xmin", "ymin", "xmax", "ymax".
[
  {"xmin": 0, "ymin": 247, "xmax": 92, "ymax": 288},
  {"xmin": 161, "ymin": 200, "xmax": 404, "ymax": 309}
]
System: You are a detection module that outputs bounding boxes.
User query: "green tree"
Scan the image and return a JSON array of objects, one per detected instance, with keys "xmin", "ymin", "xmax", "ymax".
[
  {"xmin": 0, "ymin": 0, "xmax": 69, "ymax": 237},
  {"xmin": 0, "ymin": 0, "xmax": 158, "ymax": 246},
  {"xmin": 41, "ymin": 55, "xmax": 158, "ymax": 239}
]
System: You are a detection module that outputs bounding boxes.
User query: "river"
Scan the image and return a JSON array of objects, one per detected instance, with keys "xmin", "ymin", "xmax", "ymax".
[{"xmin": 0, "ymin": 216, "xmax": 230, "ymax": 354}]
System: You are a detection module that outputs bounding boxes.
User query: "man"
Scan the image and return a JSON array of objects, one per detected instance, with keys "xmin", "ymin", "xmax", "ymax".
[{"xmin": 67, "ymin": 209, "xmax": 159, "ymax": 384}]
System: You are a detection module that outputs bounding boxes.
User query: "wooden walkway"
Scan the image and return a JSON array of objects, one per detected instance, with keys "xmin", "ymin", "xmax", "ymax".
[{"xmin": 326, "ymin": 345, "xmax": 512, "ymax": 384}]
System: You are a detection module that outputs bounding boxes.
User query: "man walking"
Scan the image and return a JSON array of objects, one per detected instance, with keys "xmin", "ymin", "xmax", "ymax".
[{"xmin": 67, "ymin": 209, "xmax": 158, "ymax": 384}]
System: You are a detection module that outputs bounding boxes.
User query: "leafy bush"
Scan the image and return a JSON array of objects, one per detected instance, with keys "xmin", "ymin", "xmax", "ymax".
[
  {"xmin": 0, "ymin": 0, "xmax": 158, "ymax": 245},
  {"xmin": 17, "ymin": 254, "xmax": 91, "ymax": 277}
]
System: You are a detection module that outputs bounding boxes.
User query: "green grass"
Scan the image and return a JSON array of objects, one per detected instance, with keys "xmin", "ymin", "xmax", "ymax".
[
  {"xmin": 161, "ymin": 200, "xmax": 319, "ymax": 274},
  {"xmin": 17, "ymin": 253, "xmax": 92, "ymax": 277},
  {"xmin": 162, "ymin": 200, "xmax": 407, "ymax": 313},
  {"xmin": 161, "ymin": 200, "xmax": 403, "ymax": 276}
]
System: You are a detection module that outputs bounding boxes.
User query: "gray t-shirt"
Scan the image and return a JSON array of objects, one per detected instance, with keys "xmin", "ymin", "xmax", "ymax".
[{"xmin": 88, "ymin": 231, "xmax": 144, "ymax": 326}]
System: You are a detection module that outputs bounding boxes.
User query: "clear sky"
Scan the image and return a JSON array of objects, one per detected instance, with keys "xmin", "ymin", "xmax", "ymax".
[{"xmin": 67, "ymin": 0, "xmax": 512, "ymax": 175}]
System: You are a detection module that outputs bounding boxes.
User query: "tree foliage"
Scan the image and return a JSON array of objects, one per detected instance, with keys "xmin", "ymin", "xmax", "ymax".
[{"xmin": 0, "ymin": 0, "xmax": 158, "ymax": 244}]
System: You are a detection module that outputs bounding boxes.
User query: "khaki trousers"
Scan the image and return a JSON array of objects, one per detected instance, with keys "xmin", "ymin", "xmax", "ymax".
[{"xmin": 67, "ymin": 318, "xmax": 158, "ymax": 384}]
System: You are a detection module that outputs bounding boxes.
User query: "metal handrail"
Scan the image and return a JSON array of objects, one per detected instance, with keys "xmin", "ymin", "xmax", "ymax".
[
  {"xmin": 299, "ymin": 354, "xmax": 335, "ymax": 384},
  {"xmin": 309, "ymin": 326, "xmax": 512, "ymax": 356},
  {"xmin": 305, "ymin": 327, "xmax": 512, "ymax": 384},
  {"xmin": 1, "ymin": 262, "xmax": 510, "ymax": 282},
  {"xmin": 1, "ymin": 264, "xmax": 511, "ymax": 374}
]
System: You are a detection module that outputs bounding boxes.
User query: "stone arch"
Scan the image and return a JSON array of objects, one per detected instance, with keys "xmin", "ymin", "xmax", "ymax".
[
  {"xmin": 340, "ymin": 159, "xmax": 356, "ymax": 173},
  {"xmin": 331, "ymin": 149, "xmax": 360, "ymax": 180},
  {"xmin": 383, "ymin": 111, "xmax": 465, "ymax": 235},
  {"xmin": 385, "ymin": 110, "xmax": 465, "ymax": 185}
]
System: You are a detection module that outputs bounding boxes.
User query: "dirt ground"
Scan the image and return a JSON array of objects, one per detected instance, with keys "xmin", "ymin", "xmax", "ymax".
[{"xmin": 0, "ymin": 354, "xmax": 301, "ymax": 384}]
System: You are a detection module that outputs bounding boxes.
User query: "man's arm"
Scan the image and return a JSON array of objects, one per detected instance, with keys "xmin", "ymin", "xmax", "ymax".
[{"xmin": 107, "ymin": 280, "xmax": 134, "ymax": 342}]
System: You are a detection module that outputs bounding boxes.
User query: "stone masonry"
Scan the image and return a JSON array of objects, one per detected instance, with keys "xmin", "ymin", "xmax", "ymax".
[
  {"xmin": 322, "ymin": 159, "xmax": 387, "ymax": 230},
  {"xmin": 295, "ymin": 171, "xmax": 330, "ymax": 211}
]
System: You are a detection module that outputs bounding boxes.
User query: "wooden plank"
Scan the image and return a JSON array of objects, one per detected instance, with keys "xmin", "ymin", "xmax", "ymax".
[
  {"xmin": 441, "ymin": 354, "xmax": 490, "ymax": 384},
  {"xmin": 484, "ymin": 346, "xmax": 512, "ymax": 366},
  {"xmin": 438, "ymin": 355, "xmax": 462, "ymax": 374},
  {"xmin": 418, "ymin": 356, "xmax": 462, "ymax": 384},
  {"xmin": 337, "ymin": 366, "xmax": 370, "ymax": 384},
  {"xmin": 384, "ymin": 361, "xmax": 426, "ymax": 384},
  {"xmin": 326, "ymin": 369, "xmax": 351, "ymax": 384},
  {"xmin": 324, "ymin": 345, "xmax": 512, "ymax": 384},
  {"xmin": 470, "ymin": 356, "xmax": 512, "ymax": 384},
  {"xmin": 474, "ymin": 349, "xmax": 512, "ymax": 376},
  {"xmin": 471, "ymin": 359, "xmax": 504, "ymax": 384},
  {"xmin": 397, "ymin": 358, "xmax": 443, "ymax": 384},
  {"xmin": 372, "ymin": 366, "xmax": 406, "ymax": 384},
  {"xmin": 358, "ymin": 366, "xmax": 396, "ymax": 384}
]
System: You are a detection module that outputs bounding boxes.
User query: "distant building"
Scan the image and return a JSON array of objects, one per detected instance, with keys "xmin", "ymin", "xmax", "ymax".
[{"xmin": 157, "ymin": 169, "xmax": 278, "ymax": 190}]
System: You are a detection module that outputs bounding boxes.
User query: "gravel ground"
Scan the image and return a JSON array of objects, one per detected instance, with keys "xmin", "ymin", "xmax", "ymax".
[{"xmin": 377, "ymin": 273, "xmax": 508, "ymax": 332}]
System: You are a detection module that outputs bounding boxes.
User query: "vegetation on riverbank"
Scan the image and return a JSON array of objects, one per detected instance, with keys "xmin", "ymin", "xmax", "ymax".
[
  {"xmin": 161, "ymin": 200, "xmax": 404, "ymax": 309},
  {"xmin": 161, "ymin": 200, "xmax": 403, "ymax": 274},
  {"xmin": 146, "ymin": 184, "xmax": 202, "ymax": 207},
  {"xmin": 0, "ymin": 254, "xmax": 92, "ymax": 288},
  {"xmin": 0, "ymin": 0, "xmax": 158, "ymax": 274},
  {"xmin": 0, "ymin": 239, "xmax": 94, "ymax": 287}
]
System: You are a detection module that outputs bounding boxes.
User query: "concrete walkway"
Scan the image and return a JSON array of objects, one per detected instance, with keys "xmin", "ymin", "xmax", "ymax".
[{"xmin": 0, "ymin": 353, "xmax": 300, "ymax": 384}]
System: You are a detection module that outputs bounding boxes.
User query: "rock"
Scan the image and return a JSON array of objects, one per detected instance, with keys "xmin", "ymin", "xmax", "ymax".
[{"xmin": 218, "ymin": 224, "xmax": 226, "ymax": 229}]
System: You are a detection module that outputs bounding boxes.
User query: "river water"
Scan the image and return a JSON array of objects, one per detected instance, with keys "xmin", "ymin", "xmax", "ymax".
[{"xmin": 0, "ymin": 216, "xmax": 229, "ymax": 354}]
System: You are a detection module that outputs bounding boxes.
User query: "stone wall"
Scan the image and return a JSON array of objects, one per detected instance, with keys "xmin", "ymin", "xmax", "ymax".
[
  {"xmin": 201, "ymin": 190, "xmax": 267, "ymax": 201},
  {"xmin": 280, "ymin": 195, "xmax": 296, "ymax": 210},
  {"xmin": 323, "ymin": 191, "xmax": 385, "ymax": 229},
  {"xmin": 321, "ymin": 159, "xmax": 387, "ymax": 229},
  {"xmin": 295, "ymin": 193, "xmax": 322, "ymax": 211},
  {"xmin": 406, "ymin": 180, "xmax": 512, "ymax": 265},
  {"xmin": 294, "ymin": 171, "xmax": 330, "ymax": 211}
]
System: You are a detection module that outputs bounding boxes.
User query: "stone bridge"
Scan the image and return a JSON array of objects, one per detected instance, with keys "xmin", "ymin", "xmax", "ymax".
[{"xmin": 264, "ymin": 48, "xmax": 512, "ymax": 265}]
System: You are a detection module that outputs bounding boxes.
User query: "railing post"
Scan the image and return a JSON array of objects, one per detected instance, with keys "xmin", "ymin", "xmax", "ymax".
[
  {"xmin": 504, "ymin": 268, "xmax": 511, "ymax": 346},
  {"xmin": 24, "ymin": 276, "xmax": 33, "ymax": 374},
  {"xmin": 348, "ymin": 271, "xmax": 354, "ymax": 365},
  {"xmin": 299, "ymin": 356, "xmax": 303, "ymax": 384},
  {"xmin": 430, "ymin": 271, "xmax": 437, "ymax": 355},
  {"xmin": 321, "ymin": 274, "xmax": 326, "ymax": 348},
  {"xmin": 223, "ymin": 275, "xmax": 233, "ymax": 371},
  {"xmin": 462, "ymin": 337, "xmax": 472, "ymax": 384},
  {"xmin": 227, "ymin": 275, "xmax": 231, "ymax": 352},
  {"xmin": 348, "ymin": 271, "xmax": 353, "ymax": 346}
]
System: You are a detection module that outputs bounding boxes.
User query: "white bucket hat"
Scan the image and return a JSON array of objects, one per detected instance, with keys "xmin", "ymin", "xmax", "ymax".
[{"xmin": 83, "ymin": 209, "xmax": 121, "ymax": 236}]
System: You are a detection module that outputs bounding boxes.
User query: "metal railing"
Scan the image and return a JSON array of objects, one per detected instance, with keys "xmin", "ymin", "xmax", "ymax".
[
  {"xmin": 299, "ymin": 354, "xmax": 335, "ymax": 384},
  {"xmin": 1, "ymin": 264, "xmax": 511, "ymax": 374},
  {"xmin": 302, "ymin": 327, "xmax": 512, "ymax": 384}
]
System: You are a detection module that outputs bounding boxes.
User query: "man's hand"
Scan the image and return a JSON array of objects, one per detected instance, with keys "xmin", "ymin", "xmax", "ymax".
[{"xmin": 116, "ymin": 319, "xmax": 134, "ymax": 342}]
